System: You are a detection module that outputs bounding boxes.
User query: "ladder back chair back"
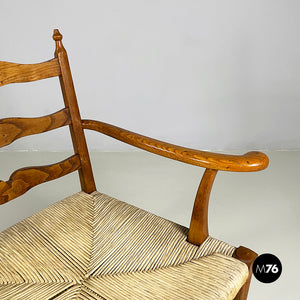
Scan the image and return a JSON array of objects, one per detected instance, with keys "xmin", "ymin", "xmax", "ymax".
[
  {"xmin": 0, "ymin": 29, "xmax": 96, "ymax": 205},
  {"xmin": 0, "ymin": 30, "xmax": 269, "ymax": 300}
]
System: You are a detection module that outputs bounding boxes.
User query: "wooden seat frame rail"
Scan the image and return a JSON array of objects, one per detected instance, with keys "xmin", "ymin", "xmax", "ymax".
[{"xmin": 0, "ymin": 29, "xmax": 269, "ymax": 300}]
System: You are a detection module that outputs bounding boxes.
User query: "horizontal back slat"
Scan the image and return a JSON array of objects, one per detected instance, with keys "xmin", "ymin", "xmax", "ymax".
[
  {"xmin": 0, "ymin": 154, "xmax": 81, "ymax": 204},
  {"xmin": 0, "ymin": 108, "xmax": 71, "ymax": 148},
  {"xmin": 0, "ymin": 58, "xmax": 61, "ymax": 87}
]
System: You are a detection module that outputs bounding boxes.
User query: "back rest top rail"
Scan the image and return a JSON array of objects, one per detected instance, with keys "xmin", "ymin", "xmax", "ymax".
[{"xmin": 0, "ymin": 58, "xmax": 61, "ymax": 87}]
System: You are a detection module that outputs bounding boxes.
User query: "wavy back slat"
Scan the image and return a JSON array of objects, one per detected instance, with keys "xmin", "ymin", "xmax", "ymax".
[
  {"xmin": 0, "ymin": 108, "xmax": 71, "ymax": 148},
  {"xmin": 0, "ymin": 59, "xmax": 61, "ymax": 86},
  {"xmin": 0, "ymin": 154, "xmax": 81, "ymax": 204}
]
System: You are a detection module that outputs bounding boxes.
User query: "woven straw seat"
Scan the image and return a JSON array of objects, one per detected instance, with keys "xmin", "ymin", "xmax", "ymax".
[{"xmin": 0, "ymin": 191, "xmax": 248, "ymax": 300}]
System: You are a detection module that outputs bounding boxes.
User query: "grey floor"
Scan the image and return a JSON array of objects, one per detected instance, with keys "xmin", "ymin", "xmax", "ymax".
[{"xmin": 0, "ymin": 150, "xmax": 299, "ymax": 299}]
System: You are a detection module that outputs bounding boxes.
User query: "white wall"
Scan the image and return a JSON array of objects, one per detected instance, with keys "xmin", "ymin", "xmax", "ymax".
[{"xmin": 1, "ymin": 0, "xmax": 300, "ymax": 151}]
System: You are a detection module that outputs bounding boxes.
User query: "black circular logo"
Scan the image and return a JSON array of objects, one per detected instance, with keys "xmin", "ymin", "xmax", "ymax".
[{"xmin": 253, "ymin": 253, "xmax": 282, "ymax": 283}]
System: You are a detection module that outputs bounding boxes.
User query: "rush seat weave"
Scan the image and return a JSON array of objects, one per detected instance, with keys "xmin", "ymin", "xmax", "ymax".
[{"xmin": 0, "ymin": 191, "xmax": 248, "ymax": 299}]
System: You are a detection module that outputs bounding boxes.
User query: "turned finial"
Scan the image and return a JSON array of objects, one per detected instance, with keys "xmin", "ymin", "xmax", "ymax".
[
  {"xmin": 53, "ymin": 29, "xmax": 65, "ymax": 56},
  {"xmin": 53, "ymin": 29, "xmax": 62, "ymax": 41}
]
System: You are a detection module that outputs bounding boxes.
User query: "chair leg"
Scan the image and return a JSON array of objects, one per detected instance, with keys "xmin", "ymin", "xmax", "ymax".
[{"xmin": 233, "ymin": 246, "xmax": 258, "ymax": 300}]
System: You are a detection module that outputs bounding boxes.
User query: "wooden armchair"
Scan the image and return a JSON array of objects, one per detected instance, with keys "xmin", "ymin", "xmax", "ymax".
[{"xmin": 0, "ymin": 30, "xmax": 269, "ymax": 300}]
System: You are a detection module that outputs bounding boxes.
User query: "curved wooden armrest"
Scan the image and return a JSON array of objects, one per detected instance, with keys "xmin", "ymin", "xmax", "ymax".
[{"xmin": 82, "ymin": 119, "xmax": 269, "ymax": 172}]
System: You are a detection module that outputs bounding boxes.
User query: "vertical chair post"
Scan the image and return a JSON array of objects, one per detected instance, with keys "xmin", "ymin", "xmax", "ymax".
[
  {"xmin": 188, "ymin": 168, "xmax": 217, "ymax": 245},
  {"xmin": 233, "ymin": 246, "xmax": 258, "ymax": 300},
  {"xmin": 53, "ymin": 29, "xmax": 96, "ymax": 193}
]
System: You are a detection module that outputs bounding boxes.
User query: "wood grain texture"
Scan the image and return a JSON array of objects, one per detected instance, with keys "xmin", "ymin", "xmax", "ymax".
[
  {"xmin": 0, "ymin": 59, "xmax": 61, "ymax": 87},
  {"xmin": 0, "ymin": 154, "xmax": 81, "ymax": 204},
  {"xmin": 188, "ymin": 169, "xmax": 217, "ymax": 245},
  {"xmin": 82, "ymin": 119, "xmax": 269, "ymax": 172},
  {"xmin": 233, "ymin": 246, "xmax": 258, "ymax": 300},
  {"xmin": 53, "ymin": 29, "xmax": 96, "ymax": 193},
  {"xmin": 0, "ymin": 108, "xmax": 71, "ymax": 148}
]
